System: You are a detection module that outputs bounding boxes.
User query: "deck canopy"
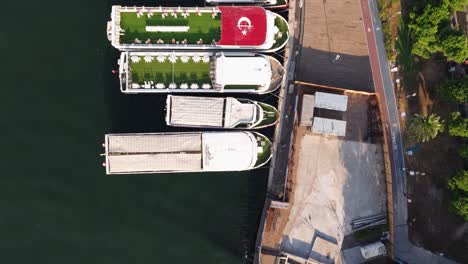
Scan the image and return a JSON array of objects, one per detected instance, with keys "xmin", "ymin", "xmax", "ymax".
[
  {"xmin": 168, "ymin": 96, "xmax": 225, "ymax": 127},
  {"xmin": 167, "ymin": 96, "xmax": 257, "ymax": 128},
  {"xmin": 215, "ymin": 55, "xmax": 271, "ymax": 86},
  {"xmin": 106, "ymin": 134, "xmax": 202, "ymax": 174}
]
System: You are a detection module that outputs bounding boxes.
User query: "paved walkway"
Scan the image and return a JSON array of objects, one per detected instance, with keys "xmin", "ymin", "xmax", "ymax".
[
  {"xmin": 297, "ymin": 0, "xmax": 373, "ymax": 91},
  {"xmin": 360, "ymin": 0, "xmax": 458, "ymax": 263},
  {"xmin": 265, "ymin": 0, "xmax": 302, "ymax": 199}
]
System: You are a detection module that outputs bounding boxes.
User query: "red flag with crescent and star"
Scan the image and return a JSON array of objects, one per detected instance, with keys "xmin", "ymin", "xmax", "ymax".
[{"xmin": 217, "ymin": 6, "xmax": 267, "ymax": 46}]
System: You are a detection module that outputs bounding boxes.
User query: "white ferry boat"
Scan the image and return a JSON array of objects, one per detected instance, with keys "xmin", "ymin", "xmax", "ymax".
[
  {"xmin": 107, "ymin": 5, "xmax": 289, "ymax": 52},
  {"xmin": 118, "ymin": 51, "xmax": 284, "ymax": 94},
  {"xmin": 103, "ymin": 132, "xmax": 272, "ymax": 174},
  {"xmin": 165, "ymin": 95, "xmax": 279, "ymax": 129}
]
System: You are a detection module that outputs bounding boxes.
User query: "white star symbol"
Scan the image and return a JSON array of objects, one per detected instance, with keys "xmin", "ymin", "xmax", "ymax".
[{"xmin": 242, "ymin": 30, "xmax": 247, "ymax": 35}]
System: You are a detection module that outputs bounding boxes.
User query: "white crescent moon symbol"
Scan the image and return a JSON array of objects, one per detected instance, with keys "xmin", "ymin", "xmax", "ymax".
[{"xmin": 237, "ymin": 17, "xmax": 252, "ymax": 30}]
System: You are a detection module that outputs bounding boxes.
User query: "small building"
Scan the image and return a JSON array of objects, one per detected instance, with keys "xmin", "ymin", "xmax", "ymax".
[
  {"xmin": 312, "ymin": 117, "xmax": 347, "ymax": 137},
  {"xmin": 314, "ymin": 92, "xmax": 348, "ymax": 112},
  {"xmin": 300, "ymin": 94, "xmax": 315, "ymax": 126},
  {"xmin": 360, "ymin": 241, "xmax": 387, "ymax": 260}
]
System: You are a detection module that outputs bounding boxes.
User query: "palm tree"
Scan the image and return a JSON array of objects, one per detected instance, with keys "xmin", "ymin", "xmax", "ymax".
[
  {"xmin": 395, "ymin": 19, "xmax": 416, "ymax": 74},
  {"xmin": 409, "ymin": 113, "xmax": 444, "ymax": 143}
]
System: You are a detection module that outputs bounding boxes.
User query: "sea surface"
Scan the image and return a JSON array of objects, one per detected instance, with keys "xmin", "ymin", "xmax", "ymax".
[{"xmin": 1, "ymin": 0, "xmax": 278, "ymax": 263}]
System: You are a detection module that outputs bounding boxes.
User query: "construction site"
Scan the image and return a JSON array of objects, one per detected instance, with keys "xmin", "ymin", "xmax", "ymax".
[{"xmin": 258, "ymin": 84, "xmax": 389, "ymax": 264}]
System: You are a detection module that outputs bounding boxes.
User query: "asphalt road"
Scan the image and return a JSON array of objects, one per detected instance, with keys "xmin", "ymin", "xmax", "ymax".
[{"xmin": 361, "ymin": 1, "xmax": 457, "ymax": 263}]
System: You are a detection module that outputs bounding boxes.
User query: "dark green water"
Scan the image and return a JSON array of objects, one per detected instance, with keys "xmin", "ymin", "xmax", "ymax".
[{"xmin": 1, "ymin": 1, "xmax": 273, "ymax": 263}]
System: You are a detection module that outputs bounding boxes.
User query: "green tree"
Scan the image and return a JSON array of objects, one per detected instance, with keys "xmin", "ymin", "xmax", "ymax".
[
  {"xmin": 438, "ymin": 79, "xmax": 468, "ymax": 103},
  {"xmin": 448, "ymin": 112, "xmax": 468, "ymax": 137},
  {"xmin": 409, "ymin": 113, "xmax": 445, "ymax": 142},
  {"xmin": 409, "ymin": 2, "xmax": 449, "ymax": 58},
  {"xmin": 448, "ymin": 169, "xmax": 468, "ymax": 220},
  {"xmin": 408, "ymin": 0, "xmax": 468, "ymax": 61},
  {"xmin": 448, "ymin": 170, "xmax": 468, "ymax": 192},
  {"xmin": 450, "ymin": 195, "xmax": 468, "ymax": 220},
  {"xmin": 439, "ymin": 29, "xmax": 468, "ymax": 63}
]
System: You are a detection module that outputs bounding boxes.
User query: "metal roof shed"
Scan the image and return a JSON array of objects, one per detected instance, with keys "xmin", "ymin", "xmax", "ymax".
[
  {"xmin": 315, "ymin": 92, "xmax": 348, "ymax": 111},
  {"xmin": 300, "ymin": 94, "xmax": 315, "ymax": 126},
  {"xmin": 312, "ymin": 117, "xmax": 347, "ymax": 137}
]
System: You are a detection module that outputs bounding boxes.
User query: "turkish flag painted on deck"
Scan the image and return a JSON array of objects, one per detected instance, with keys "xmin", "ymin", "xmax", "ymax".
[{"xmin": 217, "ymin": 6, "xmax": 267, "ymax": 46}]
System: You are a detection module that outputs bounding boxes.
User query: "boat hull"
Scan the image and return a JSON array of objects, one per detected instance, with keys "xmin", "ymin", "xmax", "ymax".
[
  {"xmin": 165, "ymin": 96, "xmax": 279, "ymax": 129},
  {"xmin": 103, "ymin": 131, "xmax": 271, "ymax": 174},
  {"xmin": 119, "ymin": 51, "xmax": 284, "ymax": 94},
  {"xmin": 107, "ymin": 6, "xmax": 289, "ymax": 53}
]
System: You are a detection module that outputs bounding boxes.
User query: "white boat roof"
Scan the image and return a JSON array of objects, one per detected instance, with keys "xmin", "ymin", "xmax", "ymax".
[
  {"xmin": 105, "ymin": 132, "xmax": 257, "ymax": 174},
  {"xmin": 224, "ymin": 97, "xmax": 256, "ymax": 127},
  {"xmin": 202, "ymin": 132, "xmax": 257, "ymax": 171},
  {"xmin": 215, "ymin": 56, "xmax": 271, "ymax": 86},
  {"xmin": 315, "ymin": 92, "xmax": 348, "ymax": 112},
  {"xmin": 167, "ymin": 96, "xmax": 256, "ymax": 128}
]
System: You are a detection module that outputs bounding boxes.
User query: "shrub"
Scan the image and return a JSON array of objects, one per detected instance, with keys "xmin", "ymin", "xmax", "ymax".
[
  {"xmin": 437, "ymin": 79, "xmax": 468, "ymax": 103},
  {"xmin": 448, "ymin": 112, "xmax": 468, "ymax": 137},
  {"xmin": 448, "ymin": 170, "xmax": 468, "ymax": 192},
  {"xmin": 448, "ymin": 169, "xmax": 468, "ymax": 220},
  {"xmin": 458, "ymin": 145, "xmax": 468, "ymax": 158},
  {"xmin": 450, "ymin": 195, "xmax": 468, "ymax": 220}
]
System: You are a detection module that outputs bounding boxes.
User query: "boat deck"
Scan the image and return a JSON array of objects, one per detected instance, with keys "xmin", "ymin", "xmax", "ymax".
[
  {"xmin": 129, "ymin": 54, "xmax": 212, "ymax": 88},
  {"xmin": 120, "ymin": 9, "xmax": 221, "ymax": 45}
]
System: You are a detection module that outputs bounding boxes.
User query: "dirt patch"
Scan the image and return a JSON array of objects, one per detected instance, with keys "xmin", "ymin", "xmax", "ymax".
[
  {"xmin": 281, "ymin": 131, "xmax": 387, "ymax": 260},
  {"xmin": 398, "ymin": 59, "xmax": 468, "ymax": 263},
  {"xmin": 416, "ymin": 73, "xmax": 433, "ymax": 116}
]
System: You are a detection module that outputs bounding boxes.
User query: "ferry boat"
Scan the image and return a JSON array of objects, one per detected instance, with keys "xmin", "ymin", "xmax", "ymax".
[
  {"xmin": 107, "ymin": 5, "xmax": 289, "ymax": 52},
  {"xmin": 103, "ymin": 132, "xmax": 272, "ymax": 174},
  {"xmin": 205, "ymin": 0, "xmax": 288, "ymax": 10},
  {"xmin": 118, "ymin": 51, "xmax": 284, "ymax": 94},
  {"xmin": 165, "ymin": 95, "xmax": 279, "ymax": 129}
]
